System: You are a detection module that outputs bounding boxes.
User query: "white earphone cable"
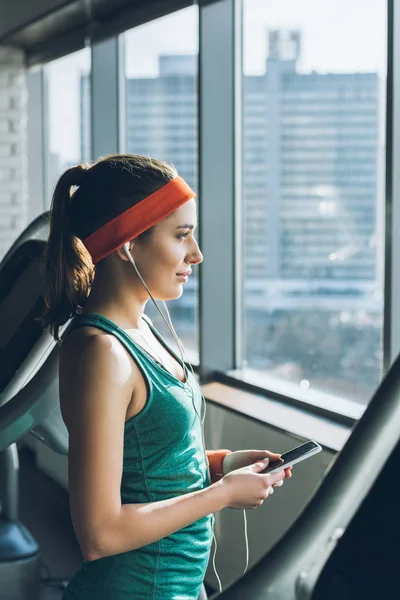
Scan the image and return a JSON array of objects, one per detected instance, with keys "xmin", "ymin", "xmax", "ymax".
[{"xmin": 123, "ymin": 244, "xmax": 250, "ymax": 594}]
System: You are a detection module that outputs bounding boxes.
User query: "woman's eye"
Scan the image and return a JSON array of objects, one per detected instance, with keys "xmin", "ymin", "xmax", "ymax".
[{"xmin": 177, "ymin": 232, "xmax": 190, "ymax": 239}]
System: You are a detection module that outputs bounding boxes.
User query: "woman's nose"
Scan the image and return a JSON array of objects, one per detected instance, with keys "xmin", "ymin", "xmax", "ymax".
[
  {"xmin": 193, "ymin": 250, "xmax": 203, "ymax": 264},
  {"xmin": 188, "ymin": 243, "xmax": 203, "ymax": 265}
]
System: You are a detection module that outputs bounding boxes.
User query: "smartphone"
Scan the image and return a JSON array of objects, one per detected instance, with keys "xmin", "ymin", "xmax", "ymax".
[{"xmin": 261, "ymin": 440, "xmax": 322, "ymax": 474}]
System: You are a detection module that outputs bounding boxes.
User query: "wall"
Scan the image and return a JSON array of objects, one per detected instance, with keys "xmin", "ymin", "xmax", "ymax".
[{"xmin": 0, "ymin": 46, "xmax": 28, "ymax": 260}]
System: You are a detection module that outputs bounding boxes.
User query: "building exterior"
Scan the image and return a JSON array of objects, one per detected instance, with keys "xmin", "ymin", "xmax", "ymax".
[{"xmin": 126, "ymin": 54, "xmax": 198, "ymax": 193}]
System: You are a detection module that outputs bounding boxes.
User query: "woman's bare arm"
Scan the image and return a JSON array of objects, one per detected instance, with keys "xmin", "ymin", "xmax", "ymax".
[
  {"xmin": 95, "ymin": 481, "xmax": 227, "ymax": 561},
  {"xmin": 60, "ymin": 331, "xmax": 228, "ymax": 562}
]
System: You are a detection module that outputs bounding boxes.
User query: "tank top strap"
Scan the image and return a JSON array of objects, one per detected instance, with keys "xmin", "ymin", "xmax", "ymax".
[
  {"xmin": 62, "ymin": 312, "xmax": 162, "ymax": 378},
  {"xmin": 62, "ymin": 312, "xmax": 189, "ymax": 388},
  {"xmin": 141, "ymin": 313, "xmax": 153, "ymax": 327}
]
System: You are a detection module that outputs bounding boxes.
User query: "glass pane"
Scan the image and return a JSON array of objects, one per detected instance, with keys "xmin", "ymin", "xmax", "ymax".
[
  {"xmin": 242, "ymin": 1, "xmax": 387, "ymax": 410},
  {"xmin": 124, "ymin": 6, "xmax": 199, "ymax": 364},
  {"xmin": 45, "ymin": 48, "xmax": 91, "ymax": 206}
]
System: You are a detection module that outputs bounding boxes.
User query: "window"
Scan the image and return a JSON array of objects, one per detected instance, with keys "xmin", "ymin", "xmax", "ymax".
[
  {"xmin": 124, "ymin": 6, "xmax": 199, "ymax": 364},
  {"xmin": 44, "ymin": 49, "xmax": 91, "ymax": 205},
  {"xmin": 242, "ymin": 0, "xmax": 386, "ymax": 409}
]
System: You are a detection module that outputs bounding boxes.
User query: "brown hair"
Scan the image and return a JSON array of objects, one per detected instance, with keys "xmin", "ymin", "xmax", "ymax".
[{"xmin": 39, "ymin": 154, "xmax": 178, "ymax": 341}]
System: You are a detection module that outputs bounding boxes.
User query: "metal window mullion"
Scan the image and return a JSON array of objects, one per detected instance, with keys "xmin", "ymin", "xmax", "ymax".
[
  {"xmin": 233, "ymin": 0, "xmax": 244, "ymax": 371},
  {"xmin": 198, "ymin": 0, "xmax": 242, "ymax": 376},
  {"xmin": 91, "ymin": 37, "xmax": 120, "ymax": 159},
  {"xmin": 117, "ymin": 34, "xmax": 126, "ymax": 154},
  {"xmin": 385, "ymin": 0, "xmax": 400, "ymax": 370}
]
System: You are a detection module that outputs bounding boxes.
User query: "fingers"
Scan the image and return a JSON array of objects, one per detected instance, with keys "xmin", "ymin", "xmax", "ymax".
[
  {"xmin": 254, "ymin": 450, "xmax": 281, "ymax": 461},
  {"xmin": 264, "ymin": 452, "xmax": 281, "ymax": 461},
  {"xmin": 273, "ymin": 479, "xmax": 284, "ymax": 488},
  {"xmin": 267, "ymin": 469, "xmax": 286, "ymax": 486},
  {"xmin": 284, "ymin": 467, "xmax": 292, "ymax": 478},
  {"xmin": 271, "ymin": 467, "xmax": 293, "ymax": 488}
]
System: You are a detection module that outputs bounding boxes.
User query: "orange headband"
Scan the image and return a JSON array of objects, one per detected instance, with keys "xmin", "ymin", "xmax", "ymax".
[{"xmin": 82, "ymin": 176, "xmax": 196, "ymax": 264}]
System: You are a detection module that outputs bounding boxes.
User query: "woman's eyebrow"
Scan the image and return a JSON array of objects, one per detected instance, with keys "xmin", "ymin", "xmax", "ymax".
[{"xmin": 175, "ymin": 224, "xmax": 197, "ymax": 230}]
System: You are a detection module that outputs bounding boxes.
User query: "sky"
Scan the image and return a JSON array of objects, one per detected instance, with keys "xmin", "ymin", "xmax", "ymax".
[{"xmin": 46, "ymin": 0, "xmax": 387, "ymax": 163}]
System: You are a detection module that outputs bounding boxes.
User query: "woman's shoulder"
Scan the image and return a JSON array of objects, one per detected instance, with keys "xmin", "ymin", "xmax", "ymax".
[
  {"xmin": 60, "ymin": 321, "xmax": 131, "ymax": 372},
  {"xmin": 59, "ymin": 322, "xmax": 138, "ymax": 431},
  {"xmin": 60, "ymin": 321, "xmax": 106, "ymax": 356}
]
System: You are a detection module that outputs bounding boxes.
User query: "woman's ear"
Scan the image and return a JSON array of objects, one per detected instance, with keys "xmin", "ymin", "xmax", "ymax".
[{"xmin": 116, "ymin": 241, "xmax": 133, "ymax": 261}]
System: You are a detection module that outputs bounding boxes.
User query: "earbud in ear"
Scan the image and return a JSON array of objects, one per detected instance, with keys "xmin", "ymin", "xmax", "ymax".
[{"xmin": 124, "ymin": 242, "xmax": 130, "ymax": 254}]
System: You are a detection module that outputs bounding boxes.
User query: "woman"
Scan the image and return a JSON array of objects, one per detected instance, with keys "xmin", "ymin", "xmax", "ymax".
[{"xmin": 40, "ymin": 154, "xmax": 291, "ymax": 600}]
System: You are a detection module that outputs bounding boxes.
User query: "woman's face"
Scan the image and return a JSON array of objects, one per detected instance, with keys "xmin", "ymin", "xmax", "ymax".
[{"xmin": 129, "ymin": 198, "xmax": 203, "ymax": 300}]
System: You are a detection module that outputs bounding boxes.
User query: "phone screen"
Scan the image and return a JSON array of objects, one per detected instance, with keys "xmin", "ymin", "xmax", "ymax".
[{"xmin": 261, "ymin": 441, "xmax": 322, "ymax": 474}]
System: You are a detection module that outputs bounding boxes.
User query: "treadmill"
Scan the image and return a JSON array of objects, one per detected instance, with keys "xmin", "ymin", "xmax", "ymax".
[
  {"xmin": 0, "ymin": 214, "xmax": 399, "ymax": 600},
  {"xmin": 0, "ymin": 213, "xmax": 68, "ymax": 600}
]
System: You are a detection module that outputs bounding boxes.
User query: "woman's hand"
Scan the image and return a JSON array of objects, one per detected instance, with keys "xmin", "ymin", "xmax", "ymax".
[
  {"xmin": 219, "ymin": 458, "xmax": 287, "ymax": 509},
  {"xmin": 222, "ymin": 449, "xmax": 292, "ymax": 486}
]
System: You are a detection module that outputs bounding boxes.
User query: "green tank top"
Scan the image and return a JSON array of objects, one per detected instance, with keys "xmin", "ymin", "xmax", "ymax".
[{"xmin": 61, "ymin": 312, "xmax": 214, "ymax": 600}]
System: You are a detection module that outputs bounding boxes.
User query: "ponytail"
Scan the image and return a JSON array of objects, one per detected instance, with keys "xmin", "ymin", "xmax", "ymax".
[{"xmin": 39, "ymin": 165, "xmax": 94, "ymax": 342}]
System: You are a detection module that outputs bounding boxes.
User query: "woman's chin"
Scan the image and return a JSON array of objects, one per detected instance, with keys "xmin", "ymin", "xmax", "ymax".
[
  {"xmin": 154, "ymin": 285, "xmax": 183, "ymax": 301},
  {"xmin": 172, "ymin": 284, "xmax": 184, "ymax": 299}
]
